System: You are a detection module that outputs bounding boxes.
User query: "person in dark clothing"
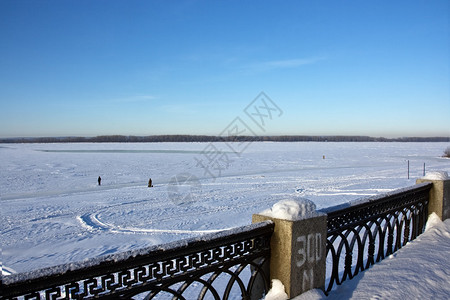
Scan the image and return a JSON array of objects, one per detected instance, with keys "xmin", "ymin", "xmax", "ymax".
[
  {"xmin": 148, "ymin": 178, "xmax": 153, "ymax": 187},
  {"xmin": 98, "ymin": 176, "xmax": 101, "ymax": 186}
]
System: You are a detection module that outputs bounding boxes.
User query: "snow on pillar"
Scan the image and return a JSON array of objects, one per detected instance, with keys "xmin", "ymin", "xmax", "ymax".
[
  {"xmin": 252, "ymin": 198, "xmax": 327, "ymax": 298},
  {"xmin": 416, "ymin": 171, "xmax": 450, "ymax": 220}
]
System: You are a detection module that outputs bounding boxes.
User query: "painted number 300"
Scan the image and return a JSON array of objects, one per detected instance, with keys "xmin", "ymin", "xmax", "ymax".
[{"xmin": 296, "ymin": 233, "xmax": 322, "ymax": 267}]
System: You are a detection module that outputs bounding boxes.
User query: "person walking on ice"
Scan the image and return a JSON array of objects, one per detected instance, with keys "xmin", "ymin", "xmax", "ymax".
[
  {"xmin": 98, "ymin": 176, "xmax": 101, "ymax": 186},
  {"xmin": 148, "ymin": 178, "xmax": 153, "ymax": 187}
]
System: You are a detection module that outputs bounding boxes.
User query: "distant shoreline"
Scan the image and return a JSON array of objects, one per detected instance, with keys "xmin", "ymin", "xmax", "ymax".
[{"xmin": 1, "ymin": 135, "xmax": 449, "ymax": 143}]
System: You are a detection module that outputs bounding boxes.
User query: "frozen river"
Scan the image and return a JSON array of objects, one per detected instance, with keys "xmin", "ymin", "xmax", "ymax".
[{"xmin": 1, "ymin": 142, "xmax": 449, "ymax": 273}]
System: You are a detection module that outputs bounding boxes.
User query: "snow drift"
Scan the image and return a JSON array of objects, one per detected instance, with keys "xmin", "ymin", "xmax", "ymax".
[
  {"xmin": 421, "ymin": 171, "xmax": 449, "ymax": 180},
  {"xmin": 259, "ymin": 198, "xmax": 319, "ymax": 220}
]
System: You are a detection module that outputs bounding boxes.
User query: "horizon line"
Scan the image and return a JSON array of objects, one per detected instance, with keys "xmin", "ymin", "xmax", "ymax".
[{"xmin": 1, "ymin": 134, "xmax": 449, "ymax": 143}]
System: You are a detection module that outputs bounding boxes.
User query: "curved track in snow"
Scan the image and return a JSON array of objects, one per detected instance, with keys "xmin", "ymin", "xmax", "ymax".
[{"xmin": 78, "ymin": 212, "xmax": 227, "ymax": 235}]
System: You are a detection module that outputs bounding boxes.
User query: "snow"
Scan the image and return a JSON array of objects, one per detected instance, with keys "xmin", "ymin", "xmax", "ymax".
[
  {"xmin": 264, "ymin": 279, "xmax": 288, "ymax": 300},
  {"xmin": 293, "ymin": 213, "xmax": 450, "ymax": 300},
  {"xmin": 2, "ymin": 266, "xmax": 16, "ymax": 276},
  {"xmin": 259, "ymin": 198, "xmax": 319, "ymax": 220},
  {"xmin": 1, "ymin": 142, "xmax": 450, "ymax": 276},
  {"xmin": 420, "ymin": 170, "xmax": 449, "ymax": 180}
]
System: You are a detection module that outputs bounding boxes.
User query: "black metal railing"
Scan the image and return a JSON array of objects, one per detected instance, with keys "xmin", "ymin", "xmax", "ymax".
[
  {"xmin": 3, "ymin": 221, "xmax": 274, "ymax": 300},
  {"xmin": 320, "ymin": 182, "xmax": 432, "ymax": 293}
]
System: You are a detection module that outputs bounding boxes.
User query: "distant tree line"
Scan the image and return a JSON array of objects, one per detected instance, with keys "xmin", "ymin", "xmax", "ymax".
[{"xmin": 1, "ymin": 135, "xmax": 449, "ymax": 143}]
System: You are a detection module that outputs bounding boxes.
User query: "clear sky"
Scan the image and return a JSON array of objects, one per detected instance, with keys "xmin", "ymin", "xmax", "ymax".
[{"xmin": 1, "ymin": 0, "xmax": 449, "ymax": 138}]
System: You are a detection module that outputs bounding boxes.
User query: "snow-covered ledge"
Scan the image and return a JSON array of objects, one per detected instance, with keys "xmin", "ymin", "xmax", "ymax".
[
  {"xmin": 416, "ymin": 171, "xmax": 450, "ymax": 220},
  {"xmin": 252, "ymin": 198, "xmax": 327, "ymax": 298}
]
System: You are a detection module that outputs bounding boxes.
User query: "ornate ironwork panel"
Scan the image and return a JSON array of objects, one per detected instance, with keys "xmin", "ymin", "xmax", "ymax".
[
  {"xmin": 321, "ymin": 183, "xmax": 432, "ymax": 293},
  {"xmin": 3, "ymin": 221, "xmax": 274, "ymax": 300}
]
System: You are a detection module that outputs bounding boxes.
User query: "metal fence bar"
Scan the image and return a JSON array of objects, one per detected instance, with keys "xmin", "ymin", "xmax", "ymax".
[
  {"xmin": 321, "ymin": 182, "xmax": 432, "ymax": 293},
  {"xmin": 3, "ymin": 221, "xmax": 274, "ymax": 300}
]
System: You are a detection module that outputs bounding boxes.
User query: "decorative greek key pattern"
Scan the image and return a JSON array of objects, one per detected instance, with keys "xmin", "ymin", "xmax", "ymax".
[
  {"xmin": 3, "ymin": 221, "xmax": 274, "ymax": 300},
  {"xmin": 322, "ymin": 183, "xmax": 432, "ymax": 293}
]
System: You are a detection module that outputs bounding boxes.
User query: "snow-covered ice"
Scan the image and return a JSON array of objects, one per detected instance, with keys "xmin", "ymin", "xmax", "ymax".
[{"xmin": 1, "ymin": 142, "xmax": 449, "ymax": 275}]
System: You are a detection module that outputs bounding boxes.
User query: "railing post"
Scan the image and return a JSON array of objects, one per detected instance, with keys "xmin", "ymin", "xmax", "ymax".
[
  {"xmin": 252, "ymin": 203, "xmax": 327, "ymax": 298},
  {"xmin": 416, "ymin": 172, "xmax": 450, "ymax": 220}
]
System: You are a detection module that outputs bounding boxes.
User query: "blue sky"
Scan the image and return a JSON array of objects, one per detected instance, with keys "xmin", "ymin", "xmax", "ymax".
[{"xmin": 1, "ymin": 0, "xmax": 449, "ymax": 138}]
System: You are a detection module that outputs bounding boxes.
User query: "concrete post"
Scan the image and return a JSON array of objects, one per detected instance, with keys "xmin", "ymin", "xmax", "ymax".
[
  {"xmin": 252, "ymin": 212, "xmax": 327, "ymax": 298},
  {"xmin": 416, "ymin": 176, "xmax": 450, "ymax": 220}
]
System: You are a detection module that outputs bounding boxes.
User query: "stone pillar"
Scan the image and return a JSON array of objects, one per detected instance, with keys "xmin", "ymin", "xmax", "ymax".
[
  {"xmin": 416, "ymin": 175, "xmax": 450, "ymax": 220},
  {"xmin": 252, "ymin": 212, "xmax": 327, "ymax": 298}
]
